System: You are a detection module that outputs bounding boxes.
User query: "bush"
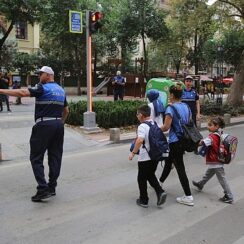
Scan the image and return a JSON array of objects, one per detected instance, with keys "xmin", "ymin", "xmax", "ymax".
[
  {"xmin": 201, "ymin": 103, "xmax": 244, "ymax": 117},
  {"xmin": 66, "ymin": 100, "xmax": 146, "ymax": 128}
]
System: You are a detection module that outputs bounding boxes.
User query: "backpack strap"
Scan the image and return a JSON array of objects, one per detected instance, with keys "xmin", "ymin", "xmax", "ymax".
[{"xmin": 141, "ymin": 121, "xmax": 152, "ymax": 153}]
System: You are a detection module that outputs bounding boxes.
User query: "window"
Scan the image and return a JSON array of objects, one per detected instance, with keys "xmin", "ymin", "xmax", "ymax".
[{"xmin": 16, "ymin": 21, "xmax": 28, "ymax": 39}]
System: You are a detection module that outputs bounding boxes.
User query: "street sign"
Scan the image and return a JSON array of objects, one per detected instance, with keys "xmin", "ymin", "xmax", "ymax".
[{"xmin": 69, "ymin": 10, "xmax": 83, "ymax": 33}]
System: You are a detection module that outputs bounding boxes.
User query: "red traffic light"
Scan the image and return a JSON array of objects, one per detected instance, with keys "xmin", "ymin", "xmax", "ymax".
[
  {"xmin": 91, "ymin": 12, "xmax": 103, "ymax": 22},
  {"xmin": 89, "ymin": 11, "xmax": 103, "ymax": 34}
]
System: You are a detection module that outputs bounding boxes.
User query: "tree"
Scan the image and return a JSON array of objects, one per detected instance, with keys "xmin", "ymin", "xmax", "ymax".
[
  {"xmin": 0, "ymin": 39, "xmax": 17, "ymax": 70},
  {"xmin": 214, "ymin": 0, "xmax": 244, "ymax": 105},
  {"xmin": 39, "ymin": 0, "xmax": 96, "ymax": 95},
  {"xmin": 169, "ymin": 0, "xmax": 217, "ymax": 74}
]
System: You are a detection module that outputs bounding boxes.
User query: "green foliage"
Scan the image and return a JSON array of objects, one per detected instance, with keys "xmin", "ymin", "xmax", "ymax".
[
  {"xmin": 13, "ymin": 52, "xmax": 39, "ymax": 74},
  {"xmin": 201, "ymin": 103, "xmax": 244, "ymax": 116},
  {"xmin": 66, "ymin": 100, "xmax": 146, "ymax": 128},
  {"xmin": 0, "ymin": 39, "xmax": 17, "ymax": 70},
  {"xmin": 221, "ymin": 29, "xmax": 244, "ymax": 68}
]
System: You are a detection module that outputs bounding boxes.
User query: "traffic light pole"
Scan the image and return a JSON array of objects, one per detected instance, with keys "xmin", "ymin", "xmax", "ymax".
[{"xmin": 83, "ymin": 10, "xmax": 101, "ymax": 133}]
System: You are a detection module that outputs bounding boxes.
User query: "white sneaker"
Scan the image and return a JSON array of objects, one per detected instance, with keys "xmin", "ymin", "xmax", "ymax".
[{"xmin": 176, "ymin": 195, "xmax": 194, "ymax": 206}]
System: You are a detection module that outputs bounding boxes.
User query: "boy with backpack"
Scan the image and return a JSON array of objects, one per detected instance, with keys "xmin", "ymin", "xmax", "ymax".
[
  {"xmin": 192, "ymin": 117, "xmax": 234, "ymax": 204},
  {"xmin": 129, "ymin": 105, "xmax": 167, "ymax": 208}
]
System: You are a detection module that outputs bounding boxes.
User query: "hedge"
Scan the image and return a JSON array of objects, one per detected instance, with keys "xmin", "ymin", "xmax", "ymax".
[
  {"xmin": 66, "ymin": 100, "xmax": 244, "ymax": 129},
  {"xmin": 66, "ymin": 100, "xmax": 147, "ymax": 129}
]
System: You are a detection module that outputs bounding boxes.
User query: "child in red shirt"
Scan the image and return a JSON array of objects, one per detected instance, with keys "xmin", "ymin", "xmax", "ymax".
[{"xmin": 192, "ymin": 117, "xmax": 233, "ymax": 204}]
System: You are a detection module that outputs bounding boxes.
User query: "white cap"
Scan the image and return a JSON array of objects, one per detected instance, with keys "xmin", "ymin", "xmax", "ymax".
[
  {"xmin": 39, "ymin": 66, "xmax": 54, "ymax": 75},
  {"xmin": 116, "ymin": 70, "xmax": 121, "ymax": 76},
  {"xmin": 185, "ymin": 75, "xmax": 193, "ymax": 80}
]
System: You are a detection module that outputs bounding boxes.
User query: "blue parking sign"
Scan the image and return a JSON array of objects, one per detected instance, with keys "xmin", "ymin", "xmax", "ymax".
[{"xmin": 69, "ymin": 11, "xmax": 83, "ymax": 33}]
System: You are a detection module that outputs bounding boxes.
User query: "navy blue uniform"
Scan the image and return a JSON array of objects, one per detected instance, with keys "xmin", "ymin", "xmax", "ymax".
[
  {"xmin": 113, "ymin": 75, "xmax": 125, "ymax": 101},
  {"xmin": 181, "ymin": 88, "xmax": 199, "ymax": 125},
  {"xmin": 28, "ymin": 82, "xmax": 68, "ymax": 191}
]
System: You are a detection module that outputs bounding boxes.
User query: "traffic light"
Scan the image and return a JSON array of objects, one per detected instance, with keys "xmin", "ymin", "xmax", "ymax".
[{"xmin": 89, "ymin": 11, "xmax": 103, "ymax": 34}]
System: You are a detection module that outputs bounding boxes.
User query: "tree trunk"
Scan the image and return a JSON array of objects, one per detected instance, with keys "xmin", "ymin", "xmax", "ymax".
[
  {"xmin": 227, "ymin": 52, "xmax": 244, "ymax": 106},
  {"xmin": 141, "ymin": 31, "xmax": 148, "ymax": 80},
  {"xmin": 0, "ymin": 21, "xmax": 14, "ymax": 50},
  {"xmin": 77, "ymin": 74, "xmax": 81, "ymax": 96}
]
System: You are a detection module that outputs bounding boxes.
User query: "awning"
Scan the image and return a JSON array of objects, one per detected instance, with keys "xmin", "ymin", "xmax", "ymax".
[
  {"xmin": 200, "ymin": 75, "xmax": 213, "ymax": 82},
  {"xmin": 222, "ymin": 77, "xmax": 233, "ymax": 84}
]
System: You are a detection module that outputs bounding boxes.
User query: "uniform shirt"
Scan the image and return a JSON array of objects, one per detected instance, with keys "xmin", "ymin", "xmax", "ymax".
[
  {"xmin": 165, "ymin": 102, "xmax": 191, "ymax": 144},
  {"xmin": 113, "ymin": 75, "xmax": 125, "ymax": 91},
  {"xmin": 28, "ymin": 82, "xmax": 68, "ymax": 121},
  {"xmin": 137, "ymin": 119, "xmax": 152, "ymax": 162},
  {"xmin": 148, "ymin": 102, "xmax": 163, "ymax": 127},
  {"xmin": 181, "ymin": 88, "xmax": 199, "ymax": 115}
]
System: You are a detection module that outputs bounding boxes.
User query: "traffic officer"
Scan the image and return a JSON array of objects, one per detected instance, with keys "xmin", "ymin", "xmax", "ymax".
[
  {"xmin": 112, "ymin": 70, "xmax": 125, "ymax": 101},
  {"xmin": 0, "ymin": 66, "xmax": 69, "ymax": 202},
  {"xmin": 181, "ymin": 75, "xmax": 200, "ymax": 126}
]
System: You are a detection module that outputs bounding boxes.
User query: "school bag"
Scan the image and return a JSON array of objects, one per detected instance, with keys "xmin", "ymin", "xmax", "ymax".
[
  {"xmin": 170, "ymin": 105, "xmax": 203, "ymax": 152},
  {"xmin": 215, "ymin": 132, "xmax": 238, "ymax": 164},
  {"xmin": 142, "ymin": 121, "xmax": 169, "ymax": 161}
]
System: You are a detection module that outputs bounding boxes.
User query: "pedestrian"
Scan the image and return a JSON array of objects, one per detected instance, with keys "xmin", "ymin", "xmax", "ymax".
[
  {"xmin": 146, "ymin": 89, "xmax": 165, "ymax": 127},
  {"xmin": 0, "ymin": 72, "xmax": 11, "ymax": 112},
  {"xmin": 159, "ymin": 83, "xmax": 194, "ymax": 206},
  {"xmin": 181, "ymin": 75, "xmax": 200, "ymax": 126},
  {"xmin": 129, "ymin": 105, "xmax": 167, "ymax": 208},
  {"xmin": 112, "ymin": 70, "xmax": 125, "ymax": 101},
  {"xmin": 0, "ymin": 66, "xmax": 69, "ymax": 202},
  {"xmin": 192, "ymin": 116, "xmax": 234, "ymax": 204}
]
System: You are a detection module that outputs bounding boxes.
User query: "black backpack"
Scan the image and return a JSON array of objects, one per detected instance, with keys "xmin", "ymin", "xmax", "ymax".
[
  {"xmin": 142, "ymin": 121, "xmax": 169, "ymax": 161},
  {"xmin": 170, "ymin": 105, "xmax": 203, "ymax": 152}
]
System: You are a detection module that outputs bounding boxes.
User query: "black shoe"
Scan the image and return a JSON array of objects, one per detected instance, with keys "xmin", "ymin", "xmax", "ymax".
[
  {"xmin": 157, "ymin": 192, "xmax": 167, "ymax": 206},
  {"xmin": 192, "ymin": 180, "xmax": 203, "ymax": 191},
  {"xmin": 7, "ymin": 109, "xmax": 11, "ymax": 112},
  {"xmin": 219, "ymin": 195, "xmax": 233, "ymax": 204},
  {"xmin": 49, "ymin": 187, "xmax": 56, "ymax": 196},
  {"xmin": 31, "ymin": 190, "xmax": 52, "ymax": 202},
  {"xmin": 136, "ymin": 199, "xmax": 148, "ymax": 208}
]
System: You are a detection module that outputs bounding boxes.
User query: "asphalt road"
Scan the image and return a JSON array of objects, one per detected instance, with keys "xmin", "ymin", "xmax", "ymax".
[{"xmin": 0, "ymin": 124, "xmax": 244, "ymax": 244}]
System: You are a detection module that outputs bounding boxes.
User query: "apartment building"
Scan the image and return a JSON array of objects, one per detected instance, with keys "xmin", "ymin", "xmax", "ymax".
[{"xmin": 0, "ymin": 15, "xmax": 40, "ymax": 54}]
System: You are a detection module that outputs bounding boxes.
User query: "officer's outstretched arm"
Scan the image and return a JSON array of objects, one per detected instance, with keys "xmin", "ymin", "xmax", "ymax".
[{"xmin": 0, "ymin": 88, "xmax": 30, "ymax": 97}]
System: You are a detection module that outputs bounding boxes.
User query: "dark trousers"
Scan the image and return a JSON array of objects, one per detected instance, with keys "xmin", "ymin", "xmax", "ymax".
[
  {"xmin": 114, "ymin": 90, "xmax": 124, "ymax": 101},
  {"xmin": 30, "ymin": 120, "xmax": 64, "ymax": 191},
  {"xmin": 0, "ymin": 95, "xmax": 10, "ymax": 111},
  {"xmin": 160, "ymin": 141, "xmax": 192, "ymax": 196},
  {"xmin": 138, "ymin": 160, "xmax": 163, "ymax": 204}
]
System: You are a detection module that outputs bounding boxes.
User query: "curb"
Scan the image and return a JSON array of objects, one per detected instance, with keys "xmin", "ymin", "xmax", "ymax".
[{"xmin": 108, "ymin": 119, "xmax": 244, "ymax": 145}]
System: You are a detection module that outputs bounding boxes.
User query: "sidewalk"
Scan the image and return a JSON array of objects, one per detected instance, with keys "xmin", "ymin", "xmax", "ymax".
[{"xmin": 0, "ymin": 94, "xmax": 243, "ymax": 162}]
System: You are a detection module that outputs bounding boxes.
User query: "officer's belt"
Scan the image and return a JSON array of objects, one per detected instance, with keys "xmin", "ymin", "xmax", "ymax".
[{"xmin": 36, "ymin": 117, "xmax": 62, "ymax": 123}]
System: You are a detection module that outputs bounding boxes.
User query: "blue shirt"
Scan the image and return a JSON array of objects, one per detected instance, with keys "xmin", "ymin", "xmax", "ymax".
[
  {"xmin": 181, "ymin": 88, "xmax": 199, "ymax": 115},
  {"xmin": 28, "ymin": 82, "xmax": 68, "ymax": 121},
  {"xmin": 165, "ymin": 102, "xmax": 191, "ymax": 144}
]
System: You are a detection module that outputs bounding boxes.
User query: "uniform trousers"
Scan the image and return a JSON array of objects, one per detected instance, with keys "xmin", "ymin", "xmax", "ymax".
[{"xmin": 30, "ymin": 120, "xmax": 64, "ymax": 191}]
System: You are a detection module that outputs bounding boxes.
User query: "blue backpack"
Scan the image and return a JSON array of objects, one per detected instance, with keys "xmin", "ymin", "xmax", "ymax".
[{"xmin": 143, "ymin": 121, "xmax": 169, "ymax": 161}]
